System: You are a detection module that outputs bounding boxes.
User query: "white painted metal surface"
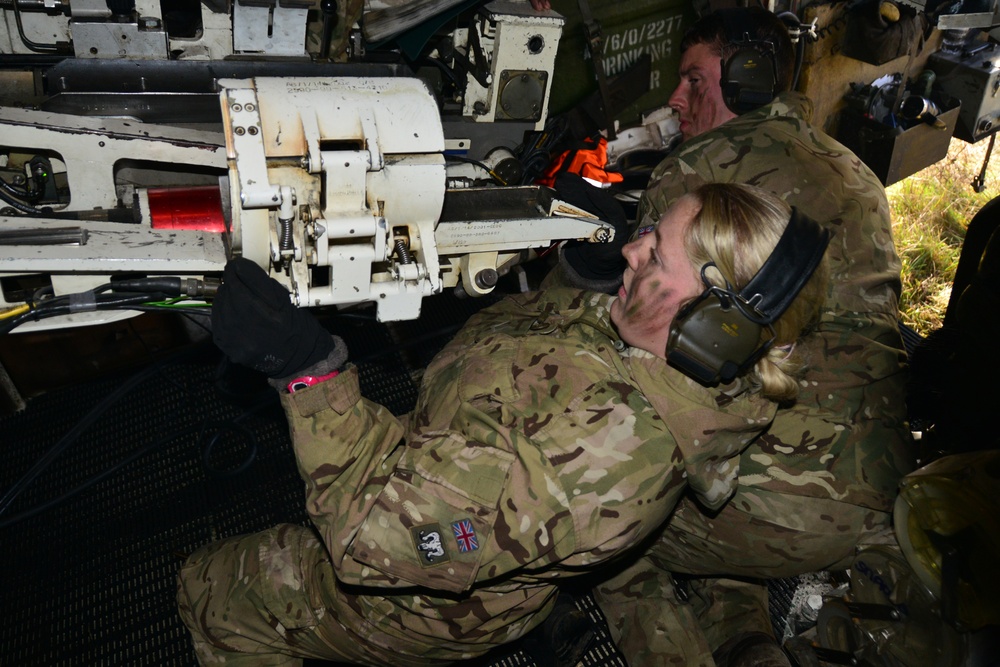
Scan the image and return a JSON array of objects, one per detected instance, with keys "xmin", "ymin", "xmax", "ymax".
[{"xmin": 2, "ymin": 73, "xmax": 612, "ymax": 330}]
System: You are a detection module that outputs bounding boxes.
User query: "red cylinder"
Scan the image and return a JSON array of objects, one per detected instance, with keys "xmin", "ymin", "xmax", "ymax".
[{"xmin": 148, "ymin": 186, "xmax": 226, "ymax": 233}]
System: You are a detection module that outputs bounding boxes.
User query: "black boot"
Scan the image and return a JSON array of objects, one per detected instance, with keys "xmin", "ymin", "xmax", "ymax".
[{"xmin": 520, "ymin": 591, "xmax": 597, "ymax": 667}]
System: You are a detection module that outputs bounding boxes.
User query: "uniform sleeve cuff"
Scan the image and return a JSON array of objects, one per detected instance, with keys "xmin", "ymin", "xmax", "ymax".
[
  {"xmin": 282, "ymin": 365, "xmax": 361, "ymax": 417},
  {"xmin": 268, "ymin": 335, "xmax": 348, "ymax": 391}
]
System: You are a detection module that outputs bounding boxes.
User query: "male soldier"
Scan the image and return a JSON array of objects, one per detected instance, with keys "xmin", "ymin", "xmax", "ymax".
[{"xmin": 566, "ymin": 8, "xmax": 914, "ymax": 666}]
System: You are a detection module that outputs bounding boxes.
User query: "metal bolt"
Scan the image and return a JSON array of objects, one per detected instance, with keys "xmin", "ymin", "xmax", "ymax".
[
  {"xmin": 234, "ymin": 127, "xmax": 246, "ymax": 135},
  {"xmin": 475, "ymin": 268, "xmax": 498, "ymax": 289}
]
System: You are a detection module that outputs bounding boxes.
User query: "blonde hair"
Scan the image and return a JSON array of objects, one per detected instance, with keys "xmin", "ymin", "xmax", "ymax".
[{"xmin": 682, "ymin": 183, "xmax": 829, "ymax": 402}]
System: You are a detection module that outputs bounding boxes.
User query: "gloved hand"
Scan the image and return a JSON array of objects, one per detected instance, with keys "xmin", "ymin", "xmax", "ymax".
[
  {"xmin": 555, "ymin": 173, "xmax": 628, "ymax": 289},
  {"xmin": 212, "ymin": 258, "xmax": 341, "ymax": 379}
]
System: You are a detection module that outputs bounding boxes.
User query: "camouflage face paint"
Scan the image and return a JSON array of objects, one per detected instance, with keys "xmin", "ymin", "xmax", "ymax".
[
  {"xmin": 612, "ymin": 196, "xmax": 704, "ymax": 356},
  {"xmin": 668, "ymin": 42, "xmax": 739, "ymax": 141}
]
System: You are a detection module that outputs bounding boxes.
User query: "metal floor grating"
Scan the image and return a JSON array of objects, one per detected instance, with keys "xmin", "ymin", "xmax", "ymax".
[
  {"xmin": 1, "ymin": 347, "xmax": 309, "ymax": 666},
  {"xmin": 0, "ymin": 289, "xmax": 632, "ymax": 667},
  {"xmin": 0, "ymin": 284, "xmax": 817, "ymax": 666}
]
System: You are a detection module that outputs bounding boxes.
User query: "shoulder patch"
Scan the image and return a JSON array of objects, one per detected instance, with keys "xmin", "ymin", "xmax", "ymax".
[
  {"xmin": 411, "ymin": 523, "xmax": 450, "ymax": 566},
  {"xmin": 452, "ymin": 519, "xmax": 479, "ymax": 553}
]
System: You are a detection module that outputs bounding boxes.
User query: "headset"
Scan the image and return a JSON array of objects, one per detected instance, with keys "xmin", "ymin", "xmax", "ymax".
[
  {"xmin": 666, "ymin": 208, "xmax": 831, "ymax": 386},
  {"xmin": 719, "ymin": 8, "xmax": 779, "ymax": 114}
]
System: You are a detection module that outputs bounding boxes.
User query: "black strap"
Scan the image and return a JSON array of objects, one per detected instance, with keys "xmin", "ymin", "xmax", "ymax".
[
  {"xmin": 738, "ymin": 207, "xmax": 831, "ymax": 322},
  {"xmin": 577, "ymin": 0, "xmax": 616, "ymax": 139}
]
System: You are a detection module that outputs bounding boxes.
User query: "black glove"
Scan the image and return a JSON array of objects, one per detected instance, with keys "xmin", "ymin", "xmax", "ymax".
[
  {"xmin": 212, "ymin": 258, "xmax": 340, "ymax": 379},
  {"xmin": 555, "ymin": 172, "xmax": 628, "ymax": 286}
]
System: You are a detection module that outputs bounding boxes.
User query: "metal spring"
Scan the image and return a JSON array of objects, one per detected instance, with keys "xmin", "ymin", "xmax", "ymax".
[
  {"xmin": 394, "ymin": 239, "xmax": 413, "ymax": 264},
  {"xmin": 279, "ymin": 218, "xmax": 293, "ymax": 251}
]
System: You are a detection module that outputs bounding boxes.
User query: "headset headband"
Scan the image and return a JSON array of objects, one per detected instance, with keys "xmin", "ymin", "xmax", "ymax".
[
  {"xmin": 666, "ymin": 206, "xmax": 831, "ymax": 386},
  {"xmin": 737, "ymin": 207, "xmax": 832, "ymax": 323},
  {"xmin": 719, "ymin": 7, "xmax": 774, "ymax": 52}
]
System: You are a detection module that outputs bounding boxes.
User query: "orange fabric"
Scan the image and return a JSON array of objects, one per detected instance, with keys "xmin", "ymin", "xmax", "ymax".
[{"xmin": 536, "ymin": 137, "xmax": 624, "ymax": 187}]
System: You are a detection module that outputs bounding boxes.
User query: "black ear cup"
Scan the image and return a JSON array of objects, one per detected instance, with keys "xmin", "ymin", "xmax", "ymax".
[
  {"xmin": 667, "ymin": 293, "xmax": 765, "ymax": 386},
  {"xmin": 719, "ymin": 9, "xmax": 778, "ymax": 114},
  {"xmin": 721, "ymin": 43, "xmax": 778, "ymax": 114},
  {"xmin": 665, "ymin": 208, "xmax": 831, "ymax": 386}
]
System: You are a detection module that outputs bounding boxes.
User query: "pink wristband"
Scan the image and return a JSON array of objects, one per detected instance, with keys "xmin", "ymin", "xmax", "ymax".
[{"xmin": 287, "ymin": 369, "xmax": 340, "ymax": 393}]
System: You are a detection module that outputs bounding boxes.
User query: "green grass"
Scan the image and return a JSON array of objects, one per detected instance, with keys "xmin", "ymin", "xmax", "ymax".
[{"xmin": 887, "ymin": 138, "xmax": 997, "ymax": 336}]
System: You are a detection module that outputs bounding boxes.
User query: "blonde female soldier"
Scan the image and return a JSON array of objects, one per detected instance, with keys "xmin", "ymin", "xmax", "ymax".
[{"xmin": 178, "ymin": 183, "xmax": 855, "ymax": 667}]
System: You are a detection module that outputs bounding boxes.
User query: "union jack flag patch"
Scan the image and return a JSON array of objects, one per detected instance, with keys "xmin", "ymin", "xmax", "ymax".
[{"xmin": 452, "ymin": 519, "xmax": 479, "ymax": 553}]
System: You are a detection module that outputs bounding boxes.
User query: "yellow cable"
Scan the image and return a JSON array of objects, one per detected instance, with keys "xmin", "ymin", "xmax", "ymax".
[{"xmin": 0, "ymin": 304, "xmax": 30, "ymax": 320}]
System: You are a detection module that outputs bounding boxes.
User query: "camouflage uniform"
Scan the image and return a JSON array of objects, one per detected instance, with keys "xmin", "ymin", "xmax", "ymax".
[
  {"xmin": 177, "ymin": 288, "xmax": 779, "ymax": 666},
  {"xmin": 592, "ymin": 92, "xmax": 915, "ymax": 663},
  {"xmin": 305, "ymin": 0, "xmax": 363, "ymax": 62}
]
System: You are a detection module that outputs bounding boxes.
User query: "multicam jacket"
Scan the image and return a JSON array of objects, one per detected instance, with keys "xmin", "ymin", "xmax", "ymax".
[
  {"xmin": 279, "ymin": 288, "xmax": 774, "ymax": 662},
  {"xmin": 639, "ymin": 91, "xmax": 913, "ymax": 512}
]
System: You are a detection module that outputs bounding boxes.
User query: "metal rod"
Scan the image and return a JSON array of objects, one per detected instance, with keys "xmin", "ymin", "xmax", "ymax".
[{"xmin": 0, "ymin": 227, "xmax": 88, "ymax": 245}]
